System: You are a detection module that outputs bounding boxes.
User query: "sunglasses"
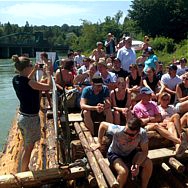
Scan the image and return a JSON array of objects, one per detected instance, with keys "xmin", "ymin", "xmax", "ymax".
[
  {"xmin": 183, "ymin": 77, "xmax": 188, "ymax": 80},
  {"xmin": 161, "ymin": 97, "xmax": 169, "ymax": 101},
  {"xmin": 124, "ymin": 131, "xmax": 138, "ymax": 137}
]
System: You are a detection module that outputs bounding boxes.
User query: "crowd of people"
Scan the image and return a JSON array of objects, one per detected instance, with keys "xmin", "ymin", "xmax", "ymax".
[{"xmin": 12, "ymin": 33, "xmax": 188, "ymax": 188}]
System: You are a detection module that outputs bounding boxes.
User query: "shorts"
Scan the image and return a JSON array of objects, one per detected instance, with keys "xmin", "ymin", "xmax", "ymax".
[
  {"xmin": 175, "ymin": 103, "xmax": 181, "ymax": 113},
  {"xmin": 17, "ymin": 113, "xmax": 41, "ymax": 147},
  {"xmin": 81, "ymin": 110, "xmax": 106, "ymax": 122},
  {"xmin": 107, "ymin": 149, "xmax": 138, "ymax": 169}
]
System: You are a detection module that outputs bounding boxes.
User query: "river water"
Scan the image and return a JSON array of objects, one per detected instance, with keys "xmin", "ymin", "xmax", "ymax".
[{"xmin": 0, "ymin": 59, "xmax": 18, "ymax": 151}]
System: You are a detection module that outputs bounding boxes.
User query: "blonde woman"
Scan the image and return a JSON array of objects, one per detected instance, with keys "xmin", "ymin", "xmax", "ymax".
[{"xmin": 110, "ymin": 77, "xmax": 131, "ymax": 124}]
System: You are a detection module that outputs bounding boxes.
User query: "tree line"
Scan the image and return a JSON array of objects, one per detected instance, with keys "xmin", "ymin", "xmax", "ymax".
[{"xmin": 0, "ymin": 0, "xmax": 187, "ymax": 54}]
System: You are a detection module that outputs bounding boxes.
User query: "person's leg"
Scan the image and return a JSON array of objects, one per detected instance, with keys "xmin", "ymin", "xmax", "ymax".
[
  {"xmin": 46, "ymin": 91, "xmax": 52, "ymax": 108},
  {"xmin": 166, "ymin": 121, "xmax": 179, "ymax": 151},
  {"xmin": 154, "ymin": 124, "xmax": 181, "ymax": 144},
  {"xmin": 113, "ymin": 110, "xmax": 120, "ymax": 124},
  {"xmin": 132, "ymin": 153, "xmax": 153, "ymax": 188},
  {"xmin": 180, "ymin": 112, "xmax": 188, "ymax": 128},
  {"xmin": 21, "ymin": 143, "xmax": 34, "ymax": 172},
  {"xmin": 83, "ymin": 110, "xmax": 94, "ymax": 135},
  {"xmin": 170, "ymin": 113, "xmax": 181, "ymax": 137},
  {"xmin": 104, "ymin": 108, "xmax": 113, "ymax": 123},
  {"xmin": 140, "ymin": 158, "xmax": 153, "ymax": 188},
  {"xmin": 113, "ymin": 158, "xmax": 129, "ymax": 188},
  {"xmin": 179, "ymin": 101, "xmax": 188, "ymax": 114}
]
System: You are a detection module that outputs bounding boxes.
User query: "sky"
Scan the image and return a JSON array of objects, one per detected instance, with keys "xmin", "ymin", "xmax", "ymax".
[{"xmin": 0, "ymin": 0, "xmax": 132, "ymax": 26}]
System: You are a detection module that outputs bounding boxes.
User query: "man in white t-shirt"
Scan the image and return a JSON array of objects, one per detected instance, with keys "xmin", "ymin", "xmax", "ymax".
[
  {"xmin": 74, "ymin": 50, "xmax": 85, "ymax": 68},
  {"xmin": 161, "ymin": 64, "xmax": 182, "ymax": 104},
  {"xmin": 177, "ymin": 57, "xmax": 188, "ymax": 76},
  {"xmin": 97, "ymin": 58, "xmax": 117, "ymax": 90},
  {"xmin": 117, "ymin": 36, "xmax": 136, "ymax": 73}
]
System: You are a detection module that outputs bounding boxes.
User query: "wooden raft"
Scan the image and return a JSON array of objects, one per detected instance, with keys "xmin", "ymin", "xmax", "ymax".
[{"xmin": 0, "ymin": 101, "xmax": 87, "ymax": 187}]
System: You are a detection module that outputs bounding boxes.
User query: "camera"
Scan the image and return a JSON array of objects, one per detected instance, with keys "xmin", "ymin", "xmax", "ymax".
[{"xmin": 39, "ymin": 63, "xmax": 44, "ymax": 69}]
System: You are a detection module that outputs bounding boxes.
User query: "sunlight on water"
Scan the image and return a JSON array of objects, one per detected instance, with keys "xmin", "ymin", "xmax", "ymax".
[{"xmin": 0, "ymin": 59, "xmax": 18, "ymax": 151}]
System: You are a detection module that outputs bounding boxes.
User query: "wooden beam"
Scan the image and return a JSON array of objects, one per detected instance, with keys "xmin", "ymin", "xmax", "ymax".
[
  {"xmin": 148, "ymin": 147, "xmax": 188, "ymax": 162},
  {"xmin": 74, "ymin": 122, "xmax": 108, "ymax": 188},
  {"xmin": 80, "ymin": 122, "xmax": 119, "ymax": 188},
  {"xmin": 0, "ymin": 166, "xmax": 86, "ymax": 188},
  {"xmin": 169, "ymin": 157, "xmax": 185, "ymax": 173}
]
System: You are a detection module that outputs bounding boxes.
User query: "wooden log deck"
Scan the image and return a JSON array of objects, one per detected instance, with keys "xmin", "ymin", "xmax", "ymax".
[{"xmin": 1, "ymin": 96, "xmax": 188, "ymax": 187}]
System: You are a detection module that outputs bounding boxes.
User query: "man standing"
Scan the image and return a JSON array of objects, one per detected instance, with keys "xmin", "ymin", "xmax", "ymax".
[
  {"xmin": 80, "ymin": 75, "xmax": 113, "ymax": 135},
  {"xmin": 97, "ymin": 116, "xmax": 153, "ymax": 188},
  {"xmin": 105, "ymin": 33, "xmax": 116, "ymax": 57},
  {"xmin": 117, "ymin": 36, "xmax": 136, "ymax": 73}
]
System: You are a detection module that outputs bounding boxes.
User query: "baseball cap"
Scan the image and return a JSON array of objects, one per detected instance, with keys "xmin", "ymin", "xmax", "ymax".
[
  {"xmin": 92, "ymin": 75, "xmax": 103, "ymax": 85},
  {"xmin": 168, "ymin": 64, "xmax": 177, "ymax": 71},
  {"xmin": 140, "ymin": 87, "xmax": 153, "ymax": 94}
]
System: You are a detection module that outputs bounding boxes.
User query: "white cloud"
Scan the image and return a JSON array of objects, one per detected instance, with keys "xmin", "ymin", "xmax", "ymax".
[{"xmin": 0, "ymin": 2, "xmax": 88, "ymax": 20}]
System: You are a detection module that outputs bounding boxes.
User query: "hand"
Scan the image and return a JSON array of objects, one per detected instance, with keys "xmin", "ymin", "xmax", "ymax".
[
  {"xmin": 131, "ymin": 164, "xmax": 139, "ymax": 178},
  {"xmin": 96, "ymin": 103, "xmax": 104, "ymax": 113},
  {"xmin": 90, "ymin": 143, "xmax": 101, "ymax": 152}
]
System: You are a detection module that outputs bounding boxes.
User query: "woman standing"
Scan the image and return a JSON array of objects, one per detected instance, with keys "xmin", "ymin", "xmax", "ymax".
[{"xmin": 12, "ymin": 55, "xmax": 52, "ymax": 172}]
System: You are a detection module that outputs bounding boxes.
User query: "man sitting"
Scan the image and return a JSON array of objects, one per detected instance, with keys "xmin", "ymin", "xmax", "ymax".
[
  {"xmin": 80, "ymin": 75, "xmax": 113, "ymax": 135},
  {"xmin": 97, "ymin": 116, "xmax": 153, "ymax": 188}
]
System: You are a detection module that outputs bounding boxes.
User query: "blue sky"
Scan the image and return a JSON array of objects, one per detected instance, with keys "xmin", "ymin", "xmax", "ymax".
[{"xmin": 0, "ymin": 0, "xmax": 132, "ymax": 26}]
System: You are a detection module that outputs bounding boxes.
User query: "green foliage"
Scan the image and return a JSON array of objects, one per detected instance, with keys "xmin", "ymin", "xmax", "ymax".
[
  {"xmin": 128, "ymin": 0, "xmax": 188, "ymax": 40},
  {"xmin": 151, "ymin": 37, "xmax": 175, "ymax": 53},
  {"xmin": 156, "ymin": 39, "xmax": 188, "ymax": 66}
]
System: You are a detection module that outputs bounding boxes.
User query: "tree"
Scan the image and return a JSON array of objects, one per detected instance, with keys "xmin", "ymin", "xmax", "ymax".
[{"xmin": 128, "ymin": 0, "xmax": 188, "ymax": 40}]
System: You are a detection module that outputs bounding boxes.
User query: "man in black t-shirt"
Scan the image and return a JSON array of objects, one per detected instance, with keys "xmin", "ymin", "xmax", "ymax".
[{"xmin": 111, "ymin": 58, "xmax": 129, "ymax": 78}]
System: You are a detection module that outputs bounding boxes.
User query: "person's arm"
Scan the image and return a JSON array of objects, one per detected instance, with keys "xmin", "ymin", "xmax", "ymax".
[
  {"xmin": 28, "ymin": 67, "xmax": 52, "ymax": 91},
  {"xmin": 98, "ymin": 121, "xmax": 110, "ymax": 145},
  {"xmin": 176, "ymin": 84, "xmax": 188, "ymax": 102},
  {"xmin": 163, "ymin": 84, "xmax": 176, "ymax": 94},
  {"xmin": 141, "ymin": 113, "xmax": 162, "ymax": 126},
  {"xmin": 80, "ymin": 98, "xmax": 97, "ymax": 111},
  {"xmin": 55, "ymin": 70, "xmax": 64, "ymax": 91},
  {"xmin": 28, "ymin": 64, "xmax": 38, "ymax": 80},
  {"xmin": 155, "ymin": 61, "xmax": 159, "ymax": 74},
  {"xmin": 133, "ymin": 142, "xmax": 148, "ymax": 167},
  {"xmin": 104, "ymin": 96, "xmax": 112, "ymax": 109}
]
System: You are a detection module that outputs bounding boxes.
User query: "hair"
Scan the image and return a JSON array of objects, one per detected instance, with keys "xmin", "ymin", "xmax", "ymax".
[
  {"xmin": 113, "ymin": 58, "xmax": 121, "ymax": 63},
  {"xmin": 12, "ymin": 55, "xmax": 30, "ymax": 72},
  {"xmin": 40, "ymin": 52, "xmax": 48, "ymax": 59},
  {"xmin": 147, "ymin": 67, "xmax": 155, "ymax": 73},
  {"xmin": 129, "ymin": 64, "xmax": 138, "ymax": 70},
  {"xmin": 159, "ymin": 92, "xmax": 171, "ymax": 102},
  {"xmin": 127, "ymin": 116, "xmax": 143, "ymax": 131},
  {"xmin": 63, "ymin": 59, "xmax": 74, "ymax": 71}
]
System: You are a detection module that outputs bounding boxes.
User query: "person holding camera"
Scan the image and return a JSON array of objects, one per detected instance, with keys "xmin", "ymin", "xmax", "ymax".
[
  {"xmin": 12, "ymin": 55, "xmax": 52, "ymax": 172},
  {"xmin": 105, "ymin": 33, "xmax": 116, "ymax": 57}
]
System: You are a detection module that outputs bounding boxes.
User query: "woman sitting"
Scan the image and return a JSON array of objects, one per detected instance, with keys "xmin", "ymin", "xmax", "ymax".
[
  {"xmin": 143, "ymin": 67, "xmax": 161, "ymax": 100},
  {"xmin": 158, "ymin": 92, "xmax": 181, "ymax": 138},
  {"xmin": 175, "ymin": 72, "xmax": 188, "ymax": 114},
  {"xmin": 126, "ymin": 64, "xmax": 142, "ymax": 105},
  {"xmin": 110, "ymin": 77, "xmax": 131, "ymax": 125}
]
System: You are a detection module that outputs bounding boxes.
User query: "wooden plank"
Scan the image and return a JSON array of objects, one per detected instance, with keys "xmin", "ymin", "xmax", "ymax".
[
  {"xmin": 60, "ymin": 113, "xmax": 82, "ymax": 123},
  {"xmin": 0, "ymin": 166, "xmax": 86, "ymax": 188},
  {"xmin": 148, "ymin": 147, "xmax": 188, "ymax": 160}
]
